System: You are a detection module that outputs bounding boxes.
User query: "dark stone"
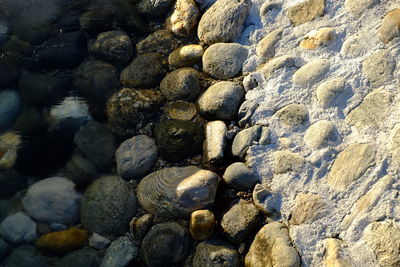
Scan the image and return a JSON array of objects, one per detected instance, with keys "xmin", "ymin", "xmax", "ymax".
[
  {"xmin": 193, "ymin": 239, "xmax": 240, "ymax": 267},
  {"xmin": 56, "ymin": 248, "xmax": 103, "ymax": 267},
  {"xmin": 154, "ymin": 120, "xmax": 204, "ymax": 162},
  {"xmin": 0, "ymin": 62, "xmax": 18, "ymax": 88},
  {"xmin": 14, "ymin": 108, "xmax": 48, "ymax": 137},
  {"xmin": 101, "ymin": 236, "xmax": 139, "ymax": 267},
  {"xmin": 66, "ymin": 153, "xmax": 99, "ymax": 186},
  {"xmin": 0, "ymin": 171, "xmax": 28, "ymax": 199},
  {"xmin": 80, "ymin": 8, "xmax": 115, "ymax": 35},
  {"xmin": 136, "ymin": 30, "xmax": 180, "ymax": 55},
  {"xmin": 3, "ymin": 245, "xmax": 48, "ymax": 267},
  {"xmin": 136, "ymin": 0, "xmax": 175, "ymax": 17}
]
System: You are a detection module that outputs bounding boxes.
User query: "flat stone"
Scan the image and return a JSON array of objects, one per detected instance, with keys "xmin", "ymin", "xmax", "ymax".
[
  {"xmin": 193, "ymin": 239, "xmax": 240, "ymax": 267},
  {"xmin": 364, "ymin": 220, "xmax": 400, "ymax": 267},
  {"xmin": 275, "ymin": 104, "xmax": 308, "ymax": 128},
  {"xmin": 231, "ymin": 125, "xmax": 270, "ymax": 159},
  {"xmin": 293, "ymin": 59, "xmax": 330, "ymax": 87},
  {"xmin": 345, "ymin": 0, "xmax": 378, "ymax": 15},
  {"xmin": 159, "ymin": 67, "xmax": 201, "ymax": 101},
  {"xmin": 252, "ymin": 183, "xmax": 280, "ymax": 215},
  {"xmin": 168, "ymin": 44, "xmax": 204, "ymax": 68},
  {"xmin": 274, "ymin": 151, "xmax": 305, "ymax": 174},
  {"xmin": 89, "ymin": 233, "xmax": 110, "ymax": 250},
  {"xmin": 115, "ymin": 135, "xmax": 158, "ymax": 179},
  {"xmin": 362, "ymin": 50, "xmax": 395, "ymax": 87},
  {"xmin": 290, "ymin": 193, "xmax": 325, "ymax": 225},
  {"xmin": 315, "ymin": 78, "xmax": 346, "ymax": 108},
  {"xmin": 202, "ymin": 43, "xmax": 248, "ymax": 79},
  {"xmin": 0, "ymin": 212, "xmax": 37, "ymax": 245},
  {"xmin": 245, "ymin": 222, "xmax": 300, "ymax": 267},
  {"xmin": 327, "ymin": 143, "xmax": 375, "ymax": 191},
  {"xmin": 256, "ymin": 29, "xmax": 283, "ymax": 59},
  {"xmin": 167, "ymin": 0, "xmax": 199, "ymax": 37},
  {"xmin": 300, "ymin": 27, "xmax": 336, "ymax": 49},
  {"xmin": 100, "ymin": 236, "xmax": 139, "ymax": 267},
  {"xmin": 324, "ymin": 238, "xmax": 355, "ymax": 267},
  {"xmin": 304, "ymin": 120, "xmax": 338, "ymax": 149},
  {"xmin": 167, "ymin": 101, "xmax": 197, "ymax": 120},
  {"xmin": 197, "ymin": 81, "xmax": 245, "ymax": 121},
  {"xmin": 203, "ymin": 121, "xmax": 227, "ymax": 164},
  {"xmin": 189, "ymin": 209, "xmax": 215, "ymax": 241},
  {"xmin": 287, "ymin": 0, "xmax": 325, "ymax": 26},
  {"xmin": 346, "ymin": 89, "xmax": 393, "ymax": 131},
  {"xmin": 223, "ymin": 162, "xmax": 259, "ymax": 191},
  {"xmin": 261, "ymin": 55, "xmax": 298, "ymax": 79},
  {"xmin": 379, "ymin": 8, "xmax": 400, "ymax": 44},
  {"xmin": 197, "ymin": 0, "xmax": 250, "ymax": 44}
]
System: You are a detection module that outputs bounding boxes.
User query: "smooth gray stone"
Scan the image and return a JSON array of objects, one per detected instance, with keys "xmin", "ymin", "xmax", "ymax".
[{"xmin": 232, "ymin": 125, "xmax": 270, "ymax": 159}]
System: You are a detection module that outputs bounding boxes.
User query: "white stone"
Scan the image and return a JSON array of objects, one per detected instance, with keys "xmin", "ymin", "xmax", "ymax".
[
  {"xmin": 293, "ymin": 59, "xmax": 330, "ymax": 87},
  {"xmin": 203, "ymin": 121, "xmax": 227, "ymax": 164},
  {"xmin": 304, "ymin": 120, "xmax": 338, "ymax": 149},
  {"xmin": 315, "ymin": 78, "xmax": 346, "ymax": 108}
]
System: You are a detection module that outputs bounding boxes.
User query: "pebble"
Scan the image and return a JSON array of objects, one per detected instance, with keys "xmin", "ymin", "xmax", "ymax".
[
  {"xmin": 275, "ymin": 103, "xmax": 309, "ymax": 128},
  {"xmin": 223, "ymin": 162, "xmax": 259, "ymax": 191},
  {"xmin": 0, "ymin": 132, "xmax": 21, "ymax": 170},
  {"xmin": 159, "ymin": 67, "xmax": 201, "ymax": 101},
  {"xmin": 3, "ymin": 245, "xmax": 48, "ymax": 267},
  {"xmin": 89, "ymin": 30, "xmax": 133, "ymax": 66},
  {"xmin": 274, "ymin": 151, "xmax": 305, "ymax": 174},
  {"xmin": 100, "ymin": 236, "xmax": 139, "ymax": 267},
  {"xmin": 379, "ymin": 8, "xmax": 400, "ymax": 44},
  {"xmin": 327, "ymin": 143, "xmax": 375, "ymax": 191},
  {"xmin": 80, "ymin": 176, "xmax": 138, "ymax": 236},
  {"xmin": 120, "ymin": 53, "xmax": 167, "ymax": 88},
  {"xmin": 167, "ymin": 101, "xmax": 197, "ymax": 120},
  {"xmin": 202, "ymin": 43, "xmax": 248, "ymax": 79},
  {"xmin": 0, "ymin": 212, "xmax": 37, "ymax": 245},
  {"xmin": 137, "ymin": 166, "xmax": 220, "ymax": 218},
  {"xmin": 167, "ymin": 0, "xmax": 200, "ymax": 37},
  {"xmin": 130, "ymin": 214, "xmax": 153, "ymax": 241},
  {"xmin": 189, "ymin": 209, "xmax": 215, "ymax": 240},
  {"xmin": 79, "ymin": 8, "xmax": 114, "ymax": 35},
  {"xmin": 324, "ymin": 238, "xmax": 355, "ymax": 267},
  {"xmin": 252, "ymin": 183, "xmax": 280, "ymax": 215},
  {"xmin": 290, "ymin": 193, "xmax": 325, "ymax": 225},
  {"xmin": 89, "ymin": 233, "xmax": 110, "ymax": 250},
  {"xmin": 0, "ymin": 90, "xmax": 21, "ymax": 132},
  {"xmin": 115, "ymin": 135, "xmax": 158, "ymax": 179},
  {"xmin": 202, "ymin": 120, "xmax": 227, "ymax": 164},
  {"xmin": 141, "ymin": 222, "xmax": 190, "ymax": 267},
  {"xmin": 256, "ymin": 29, "xmax": 283, "ymax": 59},
  {"xmin": 304, "ymin": 120, "xmax": 338, "ymax": 149},
  {"xmin": 65, "ymin": 153, "xmax": 98, "ymax": 186},
  {"xmin": 262, "ymin": 55, "xmax": 299, "ymax": 79},
  {"xmin": 293, "ymin": 59, "xmax": 330, "ymax": 87},
  {"xmin": 197, "ymin": 0, "xmax": 250, "ymax": 44},
  {"xmin": 57, "ymin": 248, "xmax": 103, "ymax": 267},
  {"xmin": 287, "ymin": 0, "xmax": 325, "ymax": 26},
  {"xmin": 245, "ymin": 222, "xmax": 300, "ymax": 267},
  {"xmin": 345, "ymin": 0, "xmax": 378, "ymax": 15},
  {"xmin": 36, "ymin": 227, "xmax": 88, "ymax": 254},
  {"xmin": 14, "ymin": 107, "xmax": 48, "ymax": 137},
  {"xmin": 362, "ymin": 50, "xmax": 395, "ymax": 87},
  {"xmin": 197, "ymin": 81, "xmax": 245, "ymax": 121},
  {"xmin": 74, "ymin": 121, "xmax": 116, "ymax": 171},
  {"xmin": 192, "ymin": 239, "xmax": 240, "ymax": 267},
  {"xmin": 300, "ymin": 27, "xmax": 336, "ymax": 49},
  {"xmin": 168, "ymin": 44, "xmax": 204, "ymax": 68},
  {"xmin": 232, "ymin": 125, "xmax": 271, "ymax": 159},
  {"xmin": 22, "ymin": 177, "xmax": 81, "ymax": 225},
  {"xmin": 315, "ymin": 78, "xmax": 346, "ymax": 108},
  {"xmin": 137, "ymin": 0, "xmax": 174, "ymax": 17},
  {"xmin": 221, "ymin": 200, "xmax": 263, "ymax": 245},
  {"xmin": 136, "ymin": 30, "xmax": 180, "ymax": 56}
]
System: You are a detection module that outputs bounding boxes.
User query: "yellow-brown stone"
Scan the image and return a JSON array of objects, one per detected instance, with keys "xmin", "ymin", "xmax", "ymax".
[
  {"xmin": 189, "ymin": 209, "xmax": 215, "ymax": 240},
  {"xmin": 36, "ymin": 228, "xmax": 88, "ymax": 254},
  {"xmin": 379, "ymin": 8, "xmax": 400, "ymax": 44},
  {"xmin": 300, "ymin": 28, "xmax": 335, "ymax": 50}
]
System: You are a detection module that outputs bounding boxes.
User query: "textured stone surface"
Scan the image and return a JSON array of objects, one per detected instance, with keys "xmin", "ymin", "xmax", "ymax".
[
  {"xmin": 0, "ymin": 212, "xmax": 36, "ymax": 245},
  {"xmin": 378, "ymin": 8, "xmax": 400, "ymax": 44},
  {"xmin": 290, "ymin": 193, "xmax": 325, "ymax": 225},
  {"xmin": 168, "ymin": 44, "xmax": 203, "ymax": 68},
  {"xmin": 262, "ymin": 55, "xmax": 299, "ymax": 79},
  {"xmin": 159, "ymin": 67, "xmax": 200, "ymax": 101},
  {"xmin": 100, "ymin": 236, "xmax": 139, "ymax": 267},
  {"xmin": 293, "ymin": 59, "xmax": 330, "ymax": 87},
  {"xmin": 300, "ymin": 27, "xmax": 335, "ymax": 49},
  {"xmin": 136, "ymin": 30, "xmax": 180, "ymax": 55},
  {"xmin": 315, "ymin": 78, "xmax": 346, "ymax": 108},
  {"xmin": 252, "ymin": 183, "xmax": 280, "ymax": 215},
  {"xmin": 287, "ymin": 0, "xmax": 325, "ymax": 26},
  {"xmin": 3, "ymin": 245, "xmax": 48, "ymax": 267},
  {"xmin": 256, "ymin": 29, "xmax": 283, "ymax": 59},
  {"xmin": 193, "ymin": 239, "xmax": 240, "ymax": 267},
  {"xmin": 36, "ymin": 228, "xmax": 88, "ymax": 254},
  {"xmin": 362, "ymin": 50, "xmax": 395, "ymax": 87},
  {"xmin": 203, "ymin": 121, "xmax": 227, "ymax": 164},
  {"xmin": 232, "ymin": 125, "xmax": 270, "ymax": 159},
  {"xmin": 274, "ymin": 151, "xmax": 305, "ymax": 174},
  {"xmin": 345, "ymin": 0, "xmax": 378, "ymax": 15},
  {"xmin": 167, "ymin": 0, "xmax": 199, "ymax": 37},
  {"xmin": 58, "ymin": 248, "xmax": 102, "ymax": 267},
  {"xmin": 304, "ymin": 120, "xmax": 338, "ymax": 149},
  {"xmin": 189, "ymin": 209, "xmax": 215, "ymax": 241},
  {"xmin": 275, "ymin": 104, "xmax": 308, "ymax": 128},
  {"xmin": 324, "ymin": 238, "xmax": 354, "ymax": 267}
]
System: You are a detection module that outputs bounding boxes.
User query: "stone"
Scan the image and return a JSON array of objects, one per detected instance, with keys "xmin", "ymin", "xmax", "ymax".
[
  {"xmin": 315, "ymin": 78, "xmax": 346, "ymax": 108},
  {"xmin": 141, "ymin": 222, "xmax": 190, "ymax": 266},
  {"xmin": 74, "ymin": 121, "xmax": 116, "ymax": 170},
  {"xmin": 189, "ymin": 210, "xmax": 215, "ymax": 241},
  {"xmin": 345, "ymin": 0, "xmax": 378, "ymax": 15},
  {"xmin": 3, "ymin": 246, "xmax": 48, "ymax": 267},
  {"xmin": 391, "ymin": 125, "xmax": 400, "ymax": 164},
  {"xmin": 36, "ymin": 228, "xmax": 88, "ymax": 254},
  {"xmin": 80, "ymin": 176, "xmax": 138, "ymax": 236},
  {"xmin": 115, "ymin": 135, "xmax": 158, "ymax": 179},
  {"xmin": 89, "ymin": 233, "xmax": 110, "ymax": 250},
  {"xmin": 304, "ymin": 120, "xmax": 338, "ymax": 149},
  {"xmin": 137, "ymin": 0, "xmax": 174, "ymax": 16},
  {"xmin": 364, "ymin": 220, "xmax": 400, "ymax": 267},
  {"xmin": 342, "ymin": 175, "xmax": 394, "ymax": 228},
  {"xmin": 324, "ymin": 238, "xmax": 355, "ymax": 267},
  {"xmin": 274, "ymin": 151, "xmax": 305, "ymax": 174},
  {"xmin": 300, "ymin": 27, "xmax": 336, "ymax": 49},
  {"xmin": 275, "ymin": 104, "xmax": 309, "ymax": 128},
  {"xmin": 197, "ymin": 0, "xmax": 250, "ymax": 44},
  {"xmin": 89, "ymin": 30, "xmax": 133, "ymax": 66},
  {"xmin": 252, "ymin": 183, "xmax": 280, "ymax": 215},
  {"xmin": 57, "ymin": 248, "xmax": 103, "ymax": 267},
  {"xmin": 79, "ymin": 8, "xmax": 114, "ymax": 35},
  {"xmin": 14, "ymin": 107, "xmax": 48, "ymax": 137},
  {"xmin": 167, "ymin": 101, "xmax": 197, "ymax": 120},
  {"xmin": 245, "ymin": 222, "xmax": 300, "ymax": 267},
  {"xmin": 73, "ymin": 60, "xmax": 121, "ymax": 107},
  {"xmin": 223, "ymin": 162, "xmax": 259, "ymax": 191},
  {"xmin": 362, "ymin": 50, "xmax": 395, "ymax": 87},
  {"xmin": 256, "ymin": 29, "xmax": 283, "ymax": 59},
  {"xmin": 159, "ymin": 67, "xmax": 201, "ymax": 101},
  {"xmin": 0, "ymin": 237, "xmax": 10, "ymax": 261},
  {"xmin": 197, "ymin": 81, "xmax": 245, "ymax": 121},
  {"xmin": 100, "ymin": 236, "xmax": 139, "ymax": 267},
  {"xmin": 379, "ymin": 8, "xmax": 400, "ymax": 44},
  {"xmin": 0, "ymin": 90, "xmax": 21, "ymax": 132},
  {"xmin": 120, "ymin": 53, "xmax": 166, "ymax": 88},
  {"xmin": 290, "ymin": 193, "xmax": 325, "ymax": 225},
  {"xmin": 154, "ymin": 120, "xmax": 204, "ymax": 162},
  {"xmin": 0, "ymin": 212, "xmax": 37, "ymax": 245},
  {"xmin": 221, "ymin": 200, "xmax": 263, "ymax": 245},
  {"xmin": 232, "ymin": 125, "xmax": 270, "ymax": 159},
  {"xmin": 168, "ymin": 44, "xmax": 204, "ymax": 68},
  {"xmin": 65, "ymin": 153, "xmax": 98, "ymax": 186},
  {"xmin": 287, "ymin": 0, "xmax": 325, "ymax": 26},
  {"xmin": 0, "ymin": 171, "xmax": 27, "ymax": 199},
  {"xmin": 327, "ymin": 143, "xmax": 375, "ymax": 191},
  {"xmin": 130, "ymin": 214, "xmax": 153, "ymax": 241},
  {"xmin": 293, "ymin": 59, "xmax": 330, "ymax": 87},
  {"xmin": 167, "ymin": 0, "xmax": 200, "ymax": 37},
  {"xmin": 346, "ymin": 89, "xmax": 392, "ymax": 131},
  {"xmin": 193, "ymin": 239, "xmax": 240, "ymax": 267},
  {"xmin": 22, "ymin": 177, "xmax": 81, "ymax": 225},
  {"xmin": 243, "ymin": 73, "xmax": 260, "ymax": 92},
  {"xmin": 106, "ymin": 88, "xmax": 164, "ymax": 137},
  {"xmin": 137, "ymin": 166, "xmax": 220, "ymax": 218},
  {"xmin": 202, "ymin": 43, "xmax": 248, "ymax": 79},
  {"xmin": 261, "ymin": 55, "xmax": 298, "ymax": 79},
  {"xmin": 203, "ymin": 121, "xmax": 227, "ymax": 164},
  {"xmin": 136, "ymin": 30, "xmax": 180, "ymax": 56}
]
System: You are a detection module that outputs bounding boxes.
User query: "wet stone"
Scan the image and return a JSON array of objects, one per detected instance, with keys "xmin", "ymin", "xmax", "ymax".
[
  {"xmin": 192, "ymin": 239, "xmax": 240, "ymax": 267},
  {"xmin": 159, "ymin": 67, "xmax": 201, "ymax": 101},
  {"xmin": 137, "ymin": 0, "xmax": 175, "ymax": 17},
  {"xmin": 0, "ymin": 211, "xmax": 37, "ymax": 245},
  {"xmin": 168, "ymin": 44, "xmax": 204, "ymax": 68},
  {"xmin": 100, "ymin": 236, "xmax": 139, "ymax": 267},
  {"xmin": 58, "ymin": 248, "xmax": 103, "ymax": 267},
  {"xmin": 189, "ymin": 209, "xmax": 215, "ymax": 241},
  {"xmin": 136, "ymin": 30, "xmax": 180, "ymax": 56}
]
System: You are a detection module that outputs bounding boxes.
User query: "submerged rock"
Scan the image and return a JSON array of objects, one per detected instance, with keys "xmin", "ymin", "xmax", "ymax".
[
  {"xmin": 101, "ymin": 236, "xmax": 139, "ymax": 267},
  {"xmin": 159, "ymin": 67, "xmax": 201, "ymax": 101},
  {"xmin": 189, "ymin": 209, "xmax": 215, "ymax": 240},
  {"xmin": 36, "ymin": 228, "xmax": 88, "ymax": 254}
]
